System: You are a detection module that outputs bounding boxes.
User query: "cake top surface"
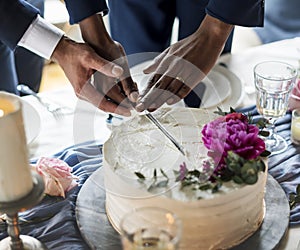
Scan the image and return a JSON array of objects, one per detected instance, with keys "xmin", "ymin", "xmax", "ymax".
[{"xmin": 104, "ymin": 107, "xmax": 267, "ymax": 201}]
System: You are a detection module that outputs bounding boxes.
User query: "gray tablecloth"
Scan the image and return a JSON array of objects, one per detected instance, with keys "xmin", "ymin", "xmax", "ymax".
[{"xmin": 0, "ymin": 105, "xmax": 299, "ymax": 249}]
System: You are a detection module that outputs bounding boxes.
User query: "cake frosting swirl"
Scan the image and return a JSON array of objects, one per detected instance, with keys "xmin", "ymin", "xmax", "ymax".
[{"xmin": 104, "ymin": 107, "xmax": 267, "ymax": 249}]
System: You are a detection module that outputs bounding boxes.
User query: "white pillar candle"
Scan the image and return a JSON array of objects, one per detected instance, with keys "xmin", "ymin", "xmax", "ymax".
[{"xmin": 0, "ymin": 92, "xmax": 33, "ymax": 202}]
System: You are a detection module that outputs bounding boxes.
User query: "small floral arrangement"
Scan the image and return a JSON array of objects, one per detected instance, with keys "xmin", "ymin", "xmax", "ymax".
[
  {"xmin": 172, "ymin": 109, "xmax": 270, "ymax": 192},
  {"xmin": 32, "ymin": 157, "xmax": 78, "ymax": 198},
  {"xmin": 175, "ymin": 108, "xmax": 270, "ymax": 192},
  {"xmin": 135, "ymin": 108, "xmax": 270, "ymax": 193}
]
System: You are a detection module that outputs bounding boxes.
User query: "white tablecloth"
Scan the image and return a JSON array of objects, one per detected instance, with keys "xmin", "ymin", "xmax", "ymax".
[{"xmin": 25, "ymin": 38, "xmax": 300, "ymax": 250}]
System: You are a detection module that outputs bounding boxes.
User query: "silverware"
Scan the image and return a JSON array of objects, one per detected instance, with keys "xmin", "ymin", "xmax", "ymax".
[
  {"xmin": 145, "ymin": 112, "xmax": 185, "ymax": 156},
  {"xmin": 17, "ymin": 84, "xmax": 72, "ymax": 119}
]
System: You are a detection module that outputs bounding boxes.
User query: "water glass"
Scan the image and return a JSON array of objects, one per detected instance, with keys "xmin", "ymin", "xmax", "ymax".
[
  {"xmin": 254, "ymin": 61, "xmax": 297, "ymax": 154},
  {"xmin": 120, "ymin": 207, "xmax": 182, "ymax": 250}
]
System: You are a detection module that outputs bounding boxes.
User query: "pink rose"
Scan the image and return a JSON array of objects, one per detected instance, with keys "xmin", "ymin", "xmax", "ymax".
[{"xmin": 33, "ymin": 157, "xmax": 78, "ymax": 198}]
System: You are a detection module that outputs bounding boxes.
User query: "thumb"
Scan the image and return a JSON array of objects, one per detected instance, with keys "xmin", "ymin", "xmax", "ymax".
[{"xmin": 90, "ymin": 54, "xmax": 124, "ymax": 78}]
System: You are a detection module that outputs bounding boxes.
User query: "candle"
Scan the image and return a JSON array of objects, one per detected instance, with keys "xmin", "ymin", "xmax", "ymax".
[
  {"xmin": 291, "ymin": 108, "xmax": 300, "ymax": 145},
  {"xmin": 0, "ymin": 92, "xmax": 33, "ymax": 202}
]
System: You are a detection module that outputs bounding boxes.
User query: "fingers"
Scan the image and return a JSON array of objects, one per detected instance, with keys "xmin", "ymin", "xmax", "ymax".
[
  {"xmin": 143, "ymin": 51, "xmax": 168, "ymax": 74},
  {"xmin": 89, "ymin": 53, "xmax": 124, "ymax": 78},
  {"xmin": 77, "ymin": 81, "xmax": 132, "ymax": 117},
  {"xmin": 93, "ymin": 72, "xmax": 133, "ymax": 109},
  {"xmin": 116, "ymin": 57, "xmax": 139, "ymax": 103},
  {"xmin": 118, "ymin": 77, "xmax": 139, "ymax": 103},
  {"xmin": 136, "ymin": 74, "xmax": 190, "ymax": 112}
]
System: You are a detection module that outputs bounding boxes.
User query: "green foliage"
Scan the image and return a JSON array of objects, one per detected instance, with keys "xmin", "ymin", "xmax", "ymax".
[
  {"xmin": 223, "ymin": 151, "xmax": 266, "ymax": 185},
  {"xmin": 289, "ymin": 184, "xmax": 300, "ymax": 209}
]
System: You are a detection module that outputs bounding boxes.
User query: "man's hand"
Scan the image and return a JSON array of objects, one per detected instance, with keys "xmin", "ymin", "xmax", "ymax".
[
  {"xmin": 51, "ymin": 36, "xmax": 133, "ymax": 116},
  {"xmin": 79, "ymin": 14, "xmax": 139, "ymax": 113},
  {"xmin": 135, "ymin": 15, "xmax": 233, "ymax": 112}
]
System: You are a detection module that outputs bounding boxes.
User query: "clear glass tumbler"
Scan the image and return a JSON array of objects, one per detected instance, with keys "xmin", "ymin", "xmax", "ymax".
[
  {"xmin": 120, "ymin": 207, "xmax": 182, "ymax": 250},
  {"xmin": 254, "ymin": 61, "xmax": 297, "ymax": 154}
]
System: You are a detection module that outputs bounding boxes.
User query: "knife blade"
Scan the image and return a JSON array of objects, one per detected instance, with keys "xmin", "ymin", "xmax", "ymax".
[{"xmin": 145, "ymin": 112, "xmax": 185, "ymax": 156}]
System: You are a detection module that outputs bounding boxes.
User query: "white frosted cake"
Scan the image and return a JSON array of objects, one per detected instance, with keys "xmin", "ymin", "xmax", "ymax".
[{"xmin": 103, "ymin": 107, "xmax": 267, "ymax": 249}]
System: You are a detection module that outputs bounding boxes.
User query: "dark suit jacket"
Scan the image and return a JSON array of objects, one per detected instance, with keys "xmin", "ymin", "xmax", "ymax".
[
  {"xmin": 0, "ymin": 0, "xmax": 108, "ymax": 50},
  {"xmin": 0, "ymin": 0, "xmax": 263, "ymax": 51}
]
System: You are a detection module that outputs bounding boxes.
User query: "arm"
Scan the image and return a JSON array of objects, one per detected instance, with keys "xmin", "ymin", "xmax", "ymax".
[
  {"xmin": 0, "ymin": 0, "xmax": 38, "ymax": 49},
  {"xmin": 79, "ymin": 14, "xmax": 139, "ymax": 104},
  {"xmin": 65, "ymin": 0, "xmax": 138, "ymax": 112},
  {"xmin": 64, "ymin": 0, "xmax": 108, "ymax": 24},
  {"xmin": 135, "ymin": 0, "xmax": 264, "ymax": 112},
  {"xmin": 1, "ymin": 0, "xmax": 132, "ymax": 116},
  {"xmin": 135, "ymin": 15, "xmax": 233, "ymax": 112}
]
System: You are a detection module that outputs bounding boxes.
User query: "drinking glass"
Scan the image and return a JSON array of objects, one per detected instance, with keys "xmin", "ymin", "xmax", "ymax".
[
  {"xmin": 254, "ymin": 61, "xmax": 297, "ymax": 154},
  {"xmin": 291, "ymin": 108, "xmax": 300, "ymax": 145},
  {"xmin": 120, "ymin": 207, "xmax": 182, "ymax": 250}
]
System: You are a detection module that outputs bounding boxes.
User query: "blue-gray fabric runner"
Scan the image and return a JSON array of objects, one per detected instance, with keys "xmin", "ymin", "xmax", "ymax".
[{"xmin": 0, "ymin": 105, "xmax": 299, "ymax": 249}]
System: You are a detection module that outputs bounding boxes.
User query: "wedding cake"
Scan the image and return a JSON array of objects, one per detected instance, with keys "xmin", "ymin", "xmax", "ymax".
[{"xmin": 103, "ymin": 107, "xmax": 267, "ymax": 249}]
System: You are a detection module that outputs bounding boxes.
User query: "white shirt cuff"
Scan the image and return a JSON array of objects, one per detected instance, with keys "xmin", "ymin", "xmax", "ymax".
[{"xmin": 18, "ymin": 15, "xmax": 64, "ymax": 60}]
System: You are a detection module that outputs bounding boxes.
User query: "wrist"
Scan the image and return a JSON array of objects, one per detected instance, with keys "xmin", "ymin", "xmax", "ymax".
[
  {"xmin": 195, "ymin": 15, "xmax": 233, "ymax": 50},
  {"xmin": 79, "ymin": 14, "xmax": 114, "ymax": 51},
  {"xmin": 51, "ymin": 35, "xmax": 72, "ymax": 64}
]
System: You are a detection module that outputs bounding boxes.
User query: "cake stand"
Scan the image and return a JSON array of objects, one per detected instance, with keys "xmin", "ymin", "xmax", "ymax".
[
  {"xmin": 76, "ymin": 167, "xmax": 289, "ymax": 250},
  {"xmin": 0, "ymin": 172, "xmax": 47, "ymax": 249}
]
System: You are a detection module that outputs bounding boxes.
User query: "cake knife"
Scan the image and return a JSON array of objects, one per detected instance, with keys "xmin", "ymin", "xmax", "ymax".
[{"xmin": 145, "ymin": 112, "xmax": 186, "ymax": 156}]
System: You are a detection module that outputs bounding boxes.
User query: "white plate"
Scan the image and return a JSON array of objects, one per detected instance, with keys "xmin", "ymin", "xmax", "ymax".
[
  {"xmin": 201, "ymin": 67, "xmax": 231, "ymax": 108},
  {"xmin": 130, "ymin": 61, "xmax": 243, "ymax": 110},
  {"xmin": 22, "ymin": 99, "xmax": 41, "ymax": 144},
  {"xmin": 208, "ymin": 64, "xmax": 244, "ymax": 111}
]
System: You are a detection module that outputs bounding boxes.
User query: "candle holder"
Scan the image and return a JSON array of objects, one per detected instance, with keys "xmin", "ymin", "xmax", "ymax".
[{"xmin": 0, "ymin": 171, "xmax": 47, "ymax": 249}]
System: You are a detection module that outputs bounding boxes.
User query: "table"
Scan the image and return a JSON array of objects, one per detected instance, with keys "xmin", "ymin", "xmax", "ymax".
[{"xmin": 21, "ymin": 38, "xmax": 300, "ymax": 249}]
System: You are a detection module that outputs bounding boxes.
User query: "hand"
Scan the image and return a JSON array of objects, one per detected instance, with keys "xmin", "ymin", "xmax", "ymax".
[
  {"xmin": 91, "ymin": 41, "xmax": 138, "ymax": 112},
  {"xmin": 135, "ymin": 15, "xmax": 233, "ymax": 112},
  {"xmin": 79, "ymin": 14, "xmax": 139, "ymax": 114},
  {"xmin": 51, "ymin": 36, "xmax": 132, "ymax": 116}
]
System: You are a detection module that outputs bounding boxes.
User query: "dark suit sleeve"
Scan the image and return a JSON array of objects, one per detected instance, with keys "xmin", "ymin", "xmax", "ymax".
[
  {"xmin": 206, "ymin": 0, "xmax": 264, "ymax": 27},
  {"xmin": 0, "ymin": 0, "xmax": 39, "ymax": 49},
  {"xmin": 65, "ymin": 0, "xmax": 108, "ymax": 24}
]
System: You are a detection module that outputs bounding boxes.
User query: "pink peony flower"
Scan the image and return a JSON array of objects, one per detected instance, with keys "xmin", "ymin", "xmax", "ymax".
[
  {"xmin": 33, "ymin": 157, "xmax": 78, "ymax": 198},
  {"xmin": 202, "ymin": 113, "xmax": 265, "ymax": 166}
]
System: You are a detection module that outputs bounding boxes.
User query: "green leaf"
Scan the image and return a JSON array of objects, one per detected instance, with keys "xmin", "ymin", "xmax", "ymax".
[
  {"xmin": 147, "ymin": 181, "xmax": 157, "ymax": 192},
  {"xmin": 257, "ymin": 160, "xmax": 266, "ymax": 172},
  {"xmin": 229, "ymin": 107, "xmax": 236, "ymax": 113},
  {"xmin": 189, "ymin": 169, "xmax": 201, "ymax": 178},
  {"xmin": 212, "ymin": 182, "xmax": 222, "ymax": 193},
  {"xmin": 199, "ymin": 183, "xmax": 212, "ymax": 191},
  {"xmin": 259, "ymin": 130, "xmax": 270, "ymax": 137},
  {"xmin": 296, "ymin": 184, "xmax": 300, "ymax": 195},
  {"xmin": 256, "ymin": 118, "xmax": 269, "ymax": 128},
  {"xmin": 228, "ymin": 162, "xmax": 241, "ymax": 174},
  {"xmin": 153, "ymin": 169, "xmax": 157, "ymax": 179},
  {"xmin": 156, "ymin": 180, "xmax": 169, "ymax": 188},
  {"xmin": 260, "ymin": 150, "xmax": 271, "ymax": 157},
  {"xmin": 289, "ymin": 193, "xmax": 296, "ymax": 201},
  {"xmin": 135, "ymin": 172, "xmax": 145, "ymax": 180},
  {"xmin": 243, "ymin": 175, "xmax": 258, "ymax": 185},
  {"xmin": 232, "ymin": 175, "xmax": 244, "ymax": 184},
  {"xmin": 214, "ymin": 107, "xmax": 226, "ymax": 116},
  {"xmin": 160, "ymin": 168, "xmax": 169, "ymax": 179}
]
